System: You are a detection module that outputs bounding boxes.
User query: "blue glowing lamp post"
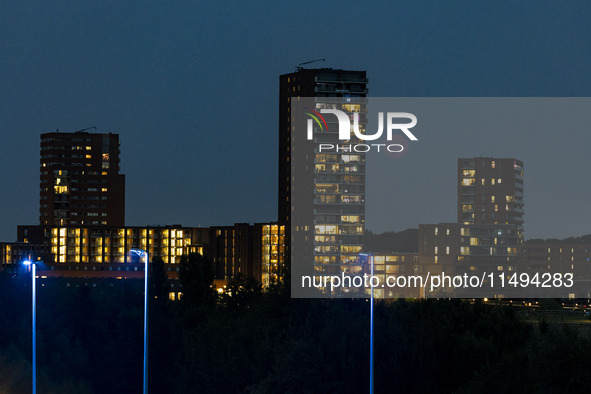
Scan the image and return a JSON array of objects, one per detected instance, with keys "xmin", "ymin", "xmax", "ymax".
[
  {"xmin": 359, "ymin": 252, "xmax": 375, "ymax": 394},
  {"xmin": 22, "ymin": 260, "xmax": 36, "ymax": 394},
  {"xmin": 130, "ymin": 249, "xmax": 149, "ymax": 394}
]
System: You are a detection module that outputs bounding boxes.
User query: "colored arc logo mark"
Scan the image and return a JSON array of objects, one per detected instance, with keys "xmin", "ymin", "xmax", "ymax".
[{"xmin": 305, "ymin": 108, "xmax": 328, "ymax": 131}]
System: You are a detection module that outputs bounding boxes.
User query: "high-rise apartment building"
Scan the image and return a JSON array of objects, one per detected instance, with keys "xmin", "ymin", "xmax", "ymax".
[
  {"xmin": 279, "ymin": 68, "xmax": 368, "ymax": 278},
  {"xmin": 412, "ymin": 157, "xmax": 526, "ymax": 280},
  {"xmin": 457, "ymin": 157, "xmax": 524, "ymax": 239},
  {"xmin": 278, "ymin": 68, "xmax": 368, "ymax": 225},
  {"xmin": 40, "ymin": 131, "xmax": 125, "ymax": 226}
]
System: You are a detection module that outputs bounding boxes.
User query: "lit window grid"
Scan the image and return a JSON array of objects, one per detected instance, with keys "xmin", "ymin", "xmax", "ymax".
[
  {"xmin": 262, "ymin": 225, "xmax": 285, "ymax": 287},
  {"xmin": 49, "ymin": 227, "xmax": 200, "ymax": 265},
  {"xmin": 312, "ymin": 155, "xmax": 365, "ymax": 271}
]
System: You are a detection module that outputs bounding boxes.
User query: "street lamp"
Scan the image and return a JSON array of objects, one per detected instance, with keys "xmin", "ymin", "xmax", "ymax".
[
  {"xmin": 359, "ymin": 252, "xmax": 374, "ymax": 394},
  {"xmin": 130, "ymin": 249, "xmax": 149, "ymax": 394},
  {"xmin": 22, "ymin": 259, "xmax": 37, "ymax": 394}
]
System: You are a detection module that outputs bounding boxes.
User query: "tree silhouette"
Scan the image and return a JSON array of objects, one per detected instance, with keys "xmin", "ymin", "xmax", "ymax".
[{"xmin": 179, "ymin": 252, "xmax": 216, "ymax": 308}]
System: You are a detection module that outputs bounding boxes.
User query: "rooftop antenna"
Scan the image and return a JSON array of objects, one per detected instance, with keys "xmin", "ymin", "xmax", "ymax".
[
  {"xmin": 73, "ymin": 126, "xmax": 97, "ymax": 133},
  {"xmin": 296, "ymin": 58, "xmax": 326, "ymax": 71}
]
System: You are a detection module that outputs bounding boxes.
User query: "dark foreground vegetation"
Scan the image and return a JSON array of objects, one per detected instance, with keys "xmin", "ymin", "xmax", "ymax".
[{"xmin": 1, "ymin": 254, "xmax": 591, "ymax": 394}]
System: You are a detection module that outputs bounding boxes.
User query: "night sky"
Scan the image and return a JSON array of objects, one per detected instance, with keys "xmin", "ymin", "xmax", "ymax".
[{"xmin": 1, "ymin": 1, "xmax": 590, "ymax": 241}]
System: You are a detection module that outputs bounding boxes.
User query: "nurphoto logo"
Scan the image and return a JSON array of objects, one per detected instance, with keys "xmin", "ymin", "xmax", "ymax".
[{"xmin": 306, "ymin": 107, "xmax": 418, "ymax": 153}]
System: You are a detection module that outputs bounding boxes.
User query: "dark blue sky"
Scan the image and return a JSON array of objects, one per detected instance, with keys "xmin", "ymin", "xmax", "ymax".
[{"xmin": 1, "ymin": 1, "xmax": 590, "ymax": 241}]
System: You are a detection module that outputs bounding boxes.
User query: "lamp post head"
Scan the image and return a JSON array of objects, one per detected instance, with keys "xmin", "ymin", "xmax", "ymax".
[
  {"xmin": 130, "ymin": 249, "xmax": 147, "ymax": 257},
  {"xmin": 23, "ymin": 260, "xmax": 33, "ymax": 266}
]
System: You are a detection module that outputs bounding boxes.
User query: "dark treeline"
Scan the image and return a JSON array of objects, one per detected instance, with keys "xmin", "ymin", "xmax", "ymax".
[
  {"xmin": 364, "ymin": 229, "xmax": 419, "ymax": 253},
  {"xmin": 527, "ymin": 233, "xmax": 591, "ymax": 244},
  {"xmin": 2, "ymin": 254, "xmax": 591, "ymax": 393}
]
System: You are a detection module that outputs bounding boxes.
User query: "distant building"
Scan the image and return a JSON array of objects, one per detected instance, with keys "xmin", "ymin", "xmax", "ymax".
[
  {"xmin": 208, "ymin": 223, "xmax": 285, "ymax": 286},
  {"xmin": 0, "ymin": 242, "xmax": 51, "ymax": 272},
  {"xmin": 40, "ymin": 131, "xmax": 125, "ymax": 226},
  {"xmin": 457, "ymin": 157, "xmax": 524, "ymax": 241},
  {"xmin": 14, "ymin": 222, "xmax": 285, "ymax": 294},
  {"xmin": 404, "ymin": 157, "xmax": 526, "ymax": 293},
  {"xmin": 523, "ymin": 241, "xmax": 591, "ymax": 280},
  {"xmin": 418, "ymin": 222, "xmax": 521, "ymax": 272},
  {"xmin": 18, "ymin": 224, "xmax": 205, "ymax": 272}
]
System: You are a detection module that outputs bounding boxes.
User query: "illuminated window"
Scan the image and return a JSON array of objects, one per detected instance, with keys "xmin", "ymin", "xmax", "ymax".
[
  {"xmin": 54, "ymin": 185, "xmax": 69, "ymax": 194},
  {"xmin": 386, "ymin": 265, "xmax": 399, "ymax": 273},
  {"xmin": 342, "ymin": 103, "xmax": 361, "ymax": 112},
  {"xmin": 491, "ymin": 178, "xmax": 496, "ymax": 185},
  {"xmin": 341, "ymin": 245, "xmax": 362, "ymax": 253},
  {"xmin": 341, "ymin": 155, "xmax": 361, "ymax": 163},
  {"xmin": 341, "ymin": 226, "xmax": 363, "ymax": 235},
  {"xmin": 316, "ymin": 184, "xmax": 339, "ymax": 193},
  {"xmin": 315, "ymin": 225, "xmax": 339, "ymax": 235},
  {"xmin": 316, "ymin": 154, "xmax": 338, "ymax": 163},
  {"xmin": 340, "ymin": 195, "xmax": 362, "ymax": 203},
  {"xmin": 315, "ymin": 164, "xmax": 326, "ymax": 173},
  {"xmin": 461, "ymin": 178, "xmax": 475, "ymax": 186},
  {"xmin": 491, "ymin": 161, "xmax": 495, "ymax": 168},
  {"xmin": 343, "ymin": 165, "xmax": 358, "ymax": 173}
]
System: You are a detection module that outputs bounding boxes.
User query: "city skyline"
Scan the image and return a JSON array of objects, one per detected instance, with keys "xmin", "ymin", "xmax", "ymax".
[
  {"xmin": 3, "ymin": 99, "xmax": 591, "ymax": 243},
  {"xmin": 1, "ymin": 1, "xmax": 591, "ymax": 241}
]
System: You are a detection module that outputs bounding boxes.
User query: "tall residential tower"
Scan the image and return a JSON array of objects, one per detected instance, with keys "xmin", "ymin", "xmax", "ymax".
[
  {"xmin": 279, "ymin": 68, "xmax": 368, "ymax": 277},
  {"xmin": 40, "ymin": 131, "xmax": 125, "ymax": 226},
  {"xmin": 457, "ymin": 157, "xmax": 524, "ymax": 234}
]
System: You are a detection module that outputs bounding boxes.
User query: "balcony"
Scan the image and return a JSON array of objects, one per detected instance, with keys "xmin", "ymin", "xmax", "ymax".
[{"xmin": 315, "ymin": 76, "xmax": 368, "ymax": 84}]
